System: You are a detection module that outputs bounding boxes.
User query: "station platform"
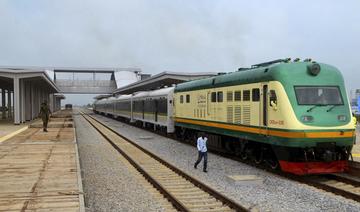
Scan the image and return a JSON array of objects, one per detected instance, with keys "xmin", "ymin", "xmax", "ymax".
[
  {"xmin": 0, "ymin": 119, "xmax": 31, "ymax": 143},
  {"xmin": 0, "ymin": 110, "xmax": 84, "ymax": 211}
]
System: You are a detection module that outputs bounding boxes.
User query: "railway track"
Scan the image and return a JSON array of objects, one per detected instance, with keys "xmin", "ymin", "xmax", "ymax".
[
  {"xmin": 79, "ymin": 111, "xmax": 248, "ymax": 212},
  {"xmin": 85, "ymin": 109, "xmax": 360, "ymax": 203},
  {"xmin": 297, "ymin": 174, "xmax": 360, "ymax": 202}
]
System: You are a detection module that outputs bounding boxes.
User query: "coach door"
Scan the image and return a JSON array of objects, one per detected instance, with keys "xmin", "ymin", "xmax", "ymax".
[
  {"xmin": 208, "ymin": 90, "xmax": 217, "ymax": 120},
  {"xmin": 262, "ymin": 84, "xmax": 268, "ymax": 135},
  {"xmin": 154, "ymin": 99, "xmax": 158, "ymax": 122},
  {"xmin": 142, "ymin": 100, "xmax": 145, "ymax": 119}
]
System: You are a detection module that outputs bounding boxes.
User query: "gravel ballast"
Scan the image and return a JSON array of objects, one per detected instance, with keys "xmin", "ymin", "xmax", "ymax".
[
  {"xmin": 74, "ymin": 115, "xmax": 165, "ymax": 212},
  {"xmin": 94, "ymin": 114, "xmax": 360, "ymax": 212}
]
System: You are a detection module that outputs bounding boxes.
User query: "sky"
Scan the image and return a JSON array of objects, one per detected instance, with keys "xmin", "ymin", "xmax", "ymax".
[{"xmin": 0, "ymin": 0, "xmax": 359, "ymax": 105}]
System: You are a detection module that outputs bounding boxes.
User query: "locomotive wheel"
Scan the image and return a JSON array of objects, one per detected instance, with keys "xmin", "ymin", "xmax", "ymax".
[
  {"xmin": 254, "ymin": 150, "xmax": 263, "ymax": 164},
  {"xmin": 240, "ymin": 145, "xmax": 252, "ymax": 160},
  {"xmin": 266, "ymin": 158, "xmax": 279, "ymax": 170},
  {"xmin": 240, "ymin": 150, "xmax": 248, "ymax": 160}
]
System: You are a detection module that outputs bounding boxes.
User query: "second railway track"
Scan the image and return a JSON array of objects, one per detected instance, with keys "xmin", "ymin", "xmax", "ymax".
[{"xmin": 79, "ymin": 111, "xmax": 248, "ymax": 212}]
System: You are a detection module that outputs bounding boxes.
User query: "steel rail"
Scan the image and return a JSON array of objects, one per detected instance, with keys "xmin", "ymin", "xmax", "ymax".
[{"xmin": 80, "ymin": 111, "xmax": 249, "ymax": 212}]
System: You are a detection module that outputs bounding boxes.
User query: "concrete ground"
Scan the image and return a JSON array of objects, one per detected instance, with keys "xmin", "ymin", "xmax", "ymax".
[{"xmin": 0, "ymin": 112, "xmax": 84, "ymax": 211}]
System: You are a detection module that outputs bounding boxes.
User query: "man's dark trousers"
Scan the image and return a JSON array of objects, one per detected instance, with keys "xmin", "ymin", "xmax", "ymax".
[{"xmin": 194, "ymin": 151, "xmax": 207, "ymax": 171}]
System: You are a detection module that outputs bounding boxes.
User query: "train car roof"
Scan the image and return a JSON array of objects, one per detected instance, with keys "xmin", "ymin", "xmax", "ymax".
[
  {"xmin": 175, "ymin": 61, "xmax": 341, "ymax": 92},
  {"xmin": 149, "ymin": 87, "xmax": 174, "ymax": 97},
  {"xmin": 116, "ymin": 94, "xmax": 132, "ymax": 100},
  {"xmin": 132, "ymin": 91, "xmax": 150, "ymax": 99}
]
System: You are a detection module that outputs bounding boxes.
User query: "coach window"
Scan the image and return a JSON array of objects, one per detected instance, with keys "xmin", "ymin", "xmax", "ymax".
[
  {"xmin": 186, "ymin": 94, "xmax": 190, "ymax": 103},
  {"xmin": 180, "ymin": 95, "xmax": 184, "ymax": 104},
  {"xmin": 234, "ymin": 91, "xmax": 241, "ymax": 101},
  {"xmin": 252, "ymin": 88, "xmax": 260, "ymax": 102},
  {"xmin": 227, "ymin": 91, "xmax": 233, "ymax": 102},
  {"xmin": 243, "ymin": 90, "xmax": 250, "ymax": 101},
  {"xmin": 217, "ymin": 91, "xmax": 223, "ymax": 102},
  {"xmin": 211, "ymin": 92, "xmax": 217, "ymax": 102}
]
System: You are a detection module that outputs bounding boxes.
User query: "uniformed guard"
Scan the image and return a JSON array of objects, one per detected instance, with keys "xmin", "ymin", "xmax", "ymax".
[{"xmin": 39, "ymin": 101, "xmax": 51, "ymax": 132}]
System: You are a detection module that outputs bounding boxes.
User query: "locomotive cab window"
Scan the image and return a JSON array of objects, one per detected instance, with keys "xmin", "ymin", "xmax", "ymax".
[
  {"xmin": 211, "ymin": 92, "xmax": 217, "ymax": 102},
  {"xmin": 227, "ymin": 91, "xmax": 233, "ymax": 102},
  {"xmin": 186, "ymin": 94, "xmax": 190, "ymax": 103},
  {"xmin": 243, "ymin": 90, "xmax": 250, "ymax": 101},
  {"xmin": 269, "ymin": 90, "xmax": 277, "ymax": 105},
  {"xmin": 294, "ymin": 86, "xmax": 343, "ymax": 105},
  {"xmin": 234, "ymin": 91, "xmax": 241, "ymax": 101},
  {"xmin": 217, "ymin": 91, "xmax": 223, "ymax": 102},
  {"xmin": 252, "ymin": 88, "xmax": 260, "ymax": 102},
  {"xmin": 180, "ymin": 95, "xmax": 184, "ymax": 104}
]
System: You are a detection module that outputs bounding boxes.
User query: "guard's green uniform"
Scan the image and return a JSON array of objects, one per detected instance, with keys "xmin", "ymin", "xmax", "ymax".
[{"xmin": 39, "ymin": 103, "xmax": 51, "ymax": 132}]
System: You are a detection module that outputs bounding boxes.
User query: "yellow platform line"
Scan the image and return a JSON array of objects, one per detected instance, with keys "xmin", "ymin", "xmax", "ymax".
[
  {"xmin": 352, "ymin": 153, "xmax": 360, "ymax": 157},
  {"xmin": 0, "ymin": 126, "xmax": 29, "ymax": 143}
]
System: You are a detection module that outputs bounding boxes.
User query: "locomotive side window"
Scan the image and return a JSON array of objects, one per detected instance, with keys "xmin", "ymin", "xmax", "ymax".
[
  {"xmin": 186, "ymin": 94, "xmax": 190, "ymax": 103},
  {"xmin": 234, "ymin": 91, "xmax": 241, "ymax": 101},
  {"xmin": 211, "ymin": 92, "xmax": 217, "ymax": 102},
  {"xmin": 269, "ymin": 90, "xmax": 277, "ymax": 105},
  {"xmin": 227, "ymin": 91, "xmax": 233, "ymax": 102},
  {"xmin": 252, "ymin": 88, "xmax": 260, "ymax": 102},
  {"xmin": 243, "ymin": 90, "xmax": 250, "ymax": 101},
  {"xmin": 180, "ymin": 95, "xmax": 184, "ymax": 104},
  {"xmin": 217, "ymin": 91, "xmax": 223, "ymax": 102}
]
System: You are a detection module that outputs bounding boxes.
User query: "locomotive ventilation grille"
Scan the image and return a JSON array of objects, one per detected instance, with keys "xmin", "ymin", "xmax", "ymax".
[
  {"xmin": 243, "ymin": 105, "xmax": 251, "ymax": 125},
  {"xmin": 234, "ymin": 106, "xmax": 241, "ymax": 124},
  {"xmin": 227, "ymin": 106, "xmax": 233, "ymax": 123}
]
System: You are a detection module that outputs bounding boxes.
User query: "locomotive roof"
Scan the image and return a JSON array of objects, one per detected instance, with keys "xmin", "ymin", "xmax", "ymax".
[{"xmin": 174, "ymin": 61, "xmax": 342, "ymax": 92}]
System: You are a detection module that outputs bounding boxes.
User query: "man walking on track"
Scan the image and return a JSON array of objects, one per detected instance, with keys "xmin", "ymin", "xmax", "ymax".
[
  {"xmin": 194, "ymin": 132, "xmax": 208, "ymax": 172},
  {"xmin": 39, "ymin": 101, "xmax": 51, "ymax": 132}
]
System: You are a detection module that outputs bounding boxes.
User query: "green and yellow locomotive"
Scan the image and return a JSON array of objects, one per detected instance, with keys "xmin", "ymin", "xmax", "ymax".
[{"xmin": 174, "ymin": 59, "xmax": 355, "ymax": 175}]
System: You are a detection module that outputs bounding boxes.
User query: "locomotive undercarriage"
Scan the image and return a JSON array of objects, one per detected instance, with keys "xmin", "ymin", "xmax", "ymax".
[
  {"xmin": 272, "ymin": 144, "xmax": 352, "ymax": 163},
  {"xmin": 174, "ymin": 126, "xmax": 353, "ymax": 174}
]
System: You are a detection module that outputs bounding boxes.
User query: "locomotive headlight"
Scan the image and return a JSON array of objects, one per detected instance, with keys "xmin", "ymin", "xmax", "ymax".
[
  {"xmin": 301, "ymin": 115, "xmax": 314, "ymax": 122},
  {"xmin": 337, "ymin": 115, "xmax": 347, "ymax": 122},
  {"xmin": 307, "ymin": 63, "xmax": 321, "ymax": 76}
]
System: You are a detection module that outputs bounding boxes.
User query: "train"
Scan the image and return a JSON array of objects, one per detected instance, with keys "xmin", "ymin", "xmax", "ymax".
[
  {"xmin": 65, "ymin": 104, "xmax": 73, "ymax": 109},
  {"xmin": 94, "ymin": 59, "xmax": 356, "ymax": 175}
]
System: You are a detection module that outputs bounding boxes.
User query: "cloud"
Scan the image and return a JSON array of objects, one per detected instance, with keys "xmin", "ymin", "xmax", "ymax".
[{"xmin": 0, "ymin": 0, "xmax": 359, "ymax": 104}]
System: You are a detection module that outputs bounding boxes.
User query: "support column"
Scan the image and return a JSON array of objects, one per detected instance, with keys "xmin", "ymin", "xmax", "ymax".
[
  {"xmin": 49, "ymin": 94, "xmax": 54, "ymax": 112},
  {"xmin": 7, "ymin": 90, "xmax": 11, "ymax": 118},
  {"xmin": 1, "ymin": 89, "xmax": 5, "ymax": 119},
  {"xmin": 20, "ymin": 79, "xmax": 25, "ymax": 123},
  {"xmin": 30, "ymin": 84, "xmax": 35, "ymax": 119},
  {"xmin": 14, "ymin": 77, "xmax": 20, "ymax": 124},
  {"xmin": 25, "ymin": 82, "xmax": 31, "ymax": 121}
]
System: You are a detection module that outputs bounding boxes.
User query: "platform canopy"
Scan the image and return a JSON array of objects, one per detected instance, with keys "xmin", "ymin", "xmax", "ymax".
[
  {"xmin": 0, "ymin": 67, "xmax": 61, "ymax": 124},
  {"xmin": 113, "ymin": 71, "xmax": 218, "ymax": 95}
]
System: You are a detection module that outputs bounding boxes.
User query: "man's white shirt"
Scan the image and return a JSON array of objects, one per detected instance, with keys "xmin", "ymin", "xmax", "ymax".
[{"xmin": 197, "ymin": 137, "xmax": 208, "ymax": 152}]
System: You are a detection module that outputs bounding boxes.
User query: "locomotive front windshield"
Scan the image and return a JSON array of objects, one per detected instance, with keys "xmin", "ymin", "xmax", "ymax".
[{"xmin": 294, "ymin": 86, "xmax": 343, "ymax": 105}]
